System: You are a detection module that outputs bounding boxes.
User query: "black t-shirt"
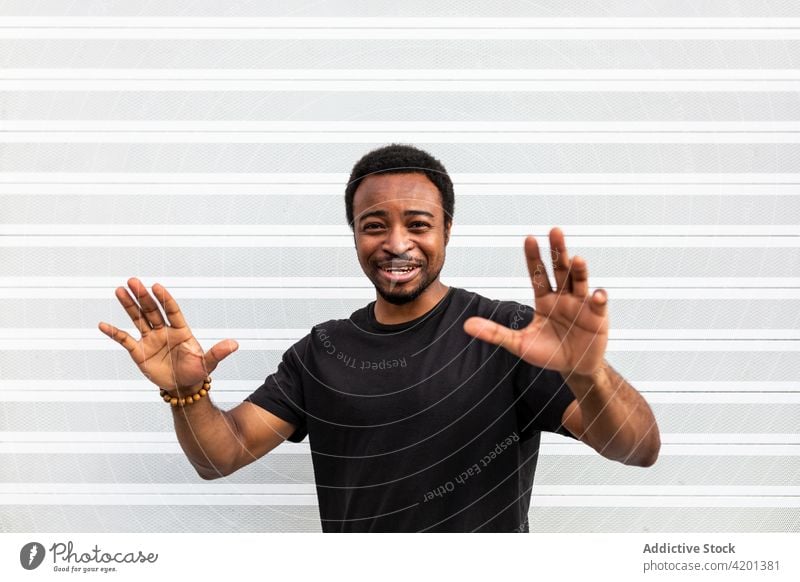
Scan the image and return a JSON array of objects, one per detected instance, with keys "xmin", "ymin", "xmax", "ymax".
[{"xmin": 244, "ymin": 286, "xmax": 578, "ymax": 532}]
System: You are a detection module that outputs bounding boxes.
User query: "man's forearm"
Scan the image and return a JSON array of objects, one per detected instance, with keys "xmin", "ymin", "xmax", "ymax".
[
  {"xmin": 168, "ymin": 386, "xmax": 242, "ymax": 479},
  {"xmin": 561, "ymin": 360, "xmax": 661, "ymax": 466}
]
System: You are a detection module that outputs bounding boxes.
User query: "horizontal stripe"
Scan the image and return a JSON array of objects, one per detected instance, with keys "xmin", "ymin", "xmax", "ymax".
[
  {"xmin": 3, "ymin": 143, "xmax": 798, "ymax": 173},
  {"xmin": 3, "ymin": 494, "xmax": 796, "ymax": 508},
  {"xmin": 2, "ymin": 483, "xmax": 794, "ymax": 496},
  {"xmin": 1, "ymin": 433, "xmax": 796, "ymax": 457},
  {"xmin": 3, "ymin": 171, "xmax": 799, "ymax": 183},
  {"xmin": 3, "ymin": 431, "xmax": 797, "ymax": 443},
  {"xmin": 0, "ymin": 2, "xmax": 795, "ymax": 19},
  {"xmin": 4, "ymin": 380, "xmax": 796, "ymax": 393},
  {"xmin": 5, "ymin": 132, "xmax": 800, "ymax": 144},
  {"xmin": 5, "ymin": 505, "xmax": 792, "ymax": 532},
  {"xmin": 3, "ymin": 121, "xmax": 800, "ymax": 145},
  {"xmin": 0, "ymin": 454, "xmax": 789, "ymax": 487},
  {"xmin": 529, "ymin": 496, "xmax": 800, "ymax": 508},
  {"xmin": 0, "ymin": 493, "xmax": 317, "ymax": 505},
  {"xmin": 0, "ymin": 485, "xmax": 796, "ymax": 509},
  {"xmin": 12, "ymin": 31, "xmax": 799, "ymax": 42},
  {"xmin": 6, "ymin": 327, "xmax": 800, "ymax": 341},
  {"xmin": 2, "ymin": 402, "xmax": 793, "ymax": 434},
  {"xmin": 2, "ymin": 354, "xmax": 790, "ymax": 385},
  {"xmin": 2, "ymin": 379, "xmax": 798, "ymax": 404},
  {"xmin": 2, "ymin": 391, "xmax": 796, "ymax": 405},
  {"xmin": 5, "ymin": 224, "xmax": 800, "ymax": 236},
  {"xmin": 1, "ymin": 444, "xmax": 796, "ymax": 457},
  {"xmin": 6, "ymin": 68, "xmax": 800, "ymax": 79},
  {"xmin": 0, "ymin": 376, "xmax": 798, "ymax": 403},
  {"xmin": 5, "ymin": 92, "xmax": 799, "ymax": 126},
  {"xmin": 2, "ymin": 276, "xmax": 796, "ymax": 288},
  {"xmin": 4, "ymin": 121, "xmax": 800, "ymax": 145},
  {"xmin": 7, "ymin": 120, "xmax": 800, "ymax": 131},
  {"xmin": 0, "ymin": 490, "xmax": 796, "ymax": 507},
  {"xmin": 5, "ymin": 17, "xmax": 800, "ymax": 28},
  {"xmin": 5, "ymin": 338, "xmax": 800, "ymax": 352},
  {"xmin": 2, "ymin": 40, "xmax": 793, "ymax": 72},
  {"xmin": 3, "ymin": 234, "xmax": 798, "ymax": 248},
  {"xmin": 0, "ymin": 18, "xmax": 799, "ymax": 42},
  {"xmin": 527, "ymin": 507, "xmax": 798, "ymax": 532},
  {"xmin": 2, "ymin": 183, "xmax": 799, "ymax": 197},
  {"xmin": 0, "ymin": 286, "xmax": 795, "ymax": 301},
  {"xmin": 3, "ymin": 180, "xmax": 799, "ymax": 198},
  {"xmin": 2, "ymin": 32, "xmax": 798, "ymax": 41},
  {"xmin": 0, "ymin": 483, "xmax": 315, "ymax": 494},
  {"xmin": 4, "ymin": 80, "xmax": 800, "ymax": 91}
]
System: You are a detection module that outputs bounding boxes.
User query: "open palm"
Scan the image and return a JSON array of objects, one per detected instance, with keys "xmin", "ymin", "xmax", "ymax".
[
  {"xmin": 463, "ymin": 228, "xmax": 609, "ymax": 377},
  {"xmin": 98, "ymin": 278, "xmax": 239, "ymax": 393}
]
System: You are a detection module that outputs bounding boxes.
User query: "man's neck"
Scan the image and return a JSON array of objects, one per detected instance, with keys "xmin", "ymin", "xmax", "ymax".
[{"xmin": 373, "ymin": 281, "xmax": 450, "ymax": 325}]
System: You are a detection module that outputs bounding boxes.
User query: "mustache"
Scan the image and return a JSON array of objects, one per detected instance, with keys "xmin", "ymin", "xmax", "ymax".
[{"xmin": 376, "ymin": 254, "xmax": 423, "ymax": 264}]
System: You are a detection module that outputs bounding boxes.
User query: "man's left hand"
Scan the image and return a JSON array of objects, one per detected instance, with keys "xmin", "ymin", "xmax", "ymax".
[{"xmin": 463, "ymin": 227, "xmax": 608, "ymax": 377}]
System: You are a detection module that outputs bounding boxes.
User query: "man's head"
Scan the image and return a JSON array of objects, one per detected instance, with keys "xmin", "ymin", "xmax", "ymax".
[
  {"xmin": 345, "ymin": 144, "xmax": 454, "ymax": 231},
  {"xmin": 345, "ymin": 144, "xmax": 454, "ymax": 306}
]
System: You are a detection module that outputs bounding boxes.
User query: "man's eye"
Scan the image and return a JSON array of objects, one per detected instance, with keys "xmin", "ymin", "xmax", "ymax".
[
  {"xmin": 363, "ymin": 223, "xmax": 383, "ymax": 231},
  {"xmin": 410, "ymin": 222, "xmax": 431, "ymax": 229}
]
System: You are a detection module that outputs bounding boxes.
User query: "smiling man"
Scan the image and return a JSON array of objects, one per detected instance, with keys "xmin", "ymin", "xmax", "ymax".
[
  {"xmin": 352, "ymin": 171, "xmax": 451, "ymax": 321},
  {"xmin": 99, "ymin": 143, "xmax": 660, "ymax": 533}
]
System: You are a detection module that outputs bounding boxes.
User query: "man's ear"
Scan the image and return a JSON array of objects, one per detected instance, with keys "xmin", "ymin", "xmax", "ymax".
[{"xmin": 444, "ymin": 220, "xmax": 452, "ymax": 246}]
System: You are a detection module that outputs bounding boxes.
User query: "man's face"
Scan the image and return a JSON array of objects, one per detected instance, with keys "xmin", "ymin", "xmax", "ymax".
[{"xmin": 351, "ymin": 172, "xmax": 451, "ymax": 305}]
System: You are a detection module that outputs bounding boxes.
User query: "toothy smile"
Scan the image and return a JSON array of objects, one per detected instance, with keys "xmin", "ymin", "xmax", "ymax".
[
  {"xmin": 377, "ymin": 262, "xmax": 422, "ymax": 282},
  {"xmin": 381, "ymin": 266, "xmax": 417, "ymax": 273}
]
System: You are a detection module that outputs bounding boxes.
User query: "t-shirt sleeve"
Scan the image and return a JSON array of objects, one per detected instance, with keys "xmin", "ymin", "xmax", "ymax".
[
  {"xmin": 514, "ymin": 364, "xmax": 577, "ymax": 440},
  {"xmin": 244, "ymin": 333, "xmax": 310, "ymax": 443},
  {"xmin": 501, "ymin": 301, "xmax": 578, "ymax": 441}
]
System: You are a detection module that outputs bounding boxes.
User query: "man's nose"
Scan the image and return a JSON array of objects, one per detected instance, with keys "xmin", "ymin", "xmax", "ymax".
[{"xmin": 382, "ymin": 226, "xmax": 413, "ymax": 255}]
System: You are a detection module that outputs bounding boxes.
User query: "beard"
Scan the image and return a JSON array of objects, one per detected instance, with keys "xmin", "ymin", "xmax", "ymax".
[{"xmin": 372, "ymin": 262, "xmax": 442, "ymax": 305}]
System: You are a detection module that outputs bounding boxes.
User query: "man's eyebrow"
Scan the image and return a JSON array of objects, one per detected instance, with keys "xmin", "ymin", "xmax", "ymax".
[{"xmin": 357, "ymin": 209, "xmax": 436, "ymax": 223}]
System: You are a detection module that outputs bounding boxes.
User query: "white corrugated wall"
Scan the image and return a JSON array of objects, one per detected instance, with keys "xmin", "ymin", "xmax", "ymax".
[{"xmin": 0, "ymin": 1, "xmax": 798, "ymax": 533}]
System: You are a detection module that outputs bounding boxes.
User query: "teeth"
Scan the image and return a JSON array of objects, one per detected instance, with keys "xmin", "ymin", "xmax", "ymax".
[{"xmin": 383, "ymin": 266, "xmax": 416, "ymax": 273}]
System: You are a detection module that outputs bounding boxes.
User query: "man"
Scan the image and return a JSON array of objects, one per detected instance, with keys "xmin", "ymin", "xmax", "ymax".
[{"xmin": 98, "ymin": 144, "xmax": 660, "ymax": 532}]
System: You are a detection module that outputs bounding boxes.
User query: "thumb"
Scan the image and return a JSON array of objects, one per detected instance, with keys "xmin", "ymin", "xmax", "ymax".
[
  {"xmin": 203, "ymin": 339, "xmax": 239, "ymax": 371},
  {"xmin": 463, "ymin": 317, "xmax": 520, "ymax": 355}
]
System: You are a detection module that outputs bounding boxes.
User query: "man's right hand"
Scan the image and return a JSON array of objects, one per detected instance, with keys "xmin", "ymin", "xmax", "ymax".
[{"xmin": 98, "ymin": 277, "xmax": 239, "ymax": 396}]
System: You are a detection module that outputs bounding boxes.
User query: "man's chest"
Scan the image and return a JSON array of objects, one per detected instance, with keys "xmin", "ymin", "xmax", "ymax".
[{"xmin": 302, "ymin": 337, "xmax": 520, "ymax": 445}]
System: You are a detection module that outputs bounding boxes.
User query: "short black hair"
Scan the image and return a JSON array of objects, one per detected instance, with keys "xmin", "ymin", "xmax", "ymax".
[{"xmin": 345, "ymin": 143, "xmax": 454, "ymax": 230}]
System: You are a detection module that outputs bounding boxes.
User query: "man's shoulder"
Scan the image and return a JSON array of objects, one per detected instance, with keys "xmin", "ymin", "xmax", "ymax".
[
  {"xmin": 310, "ymin": 315, "xmax": 355, "ymax": 335},
  {"xmin": 305, "ymin": 311, "xmax": 367, "ymax": 344},
  {"xmin": 284, "ymin": 315, "xmax": 357, "ymax": 364},
  {"xmin": 455, "ymin": 287, "xmax": 534, "ymax": 328}
]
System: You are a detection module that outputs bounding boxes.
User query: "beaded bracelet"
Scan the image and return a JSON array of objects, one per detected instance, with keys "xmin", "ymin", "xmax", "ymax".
[{"xmin": 160, "ymin": 376, "xmax": 211, "ymax": 407}]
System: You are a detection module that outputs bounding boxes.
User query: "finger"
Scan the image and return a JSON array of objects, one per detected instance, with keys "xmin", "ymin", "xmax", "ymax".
[
  {"xmin": 203, "ymin": 338, "xmax": 240, "ymax": 373},
  {"xmin": 463, "ymin": 316, "xmax": 521, "ymax": 355},
  {"xmin": 549, "ymin": 227, "xmax": 571, "ymax": 293},
  {"xmin": 97, "ymin": 321, "xmax": 139, "ymax": 355},
  {"xmin": 127, "ymin": 277, "xmax": 167, "ymax": 330},
  {"xmin": 152, "ymin": 283, "xmax": 189, "ymax": 329},
  {"xmin": 589, "ymin": 288, "xmax": 609, "ymax": 318},
  {"xmin": 570, "ymin": 256, "xmax": 589, "ymax": 297},
  {"xmin": 524, "ymin": 235, "xmax": 553, "ymax": 299},
  {"xmin": 114, "ymin": 286, "xmax": 151, "ymax": 336}
]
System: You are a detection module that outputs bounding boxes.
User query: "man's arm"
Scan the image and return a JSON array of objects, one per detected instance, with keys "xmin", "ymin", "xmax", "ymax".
[
  {"xmin": 559, "ymin": 359, "xmax": 660, "ymax": 467},
  {"xmin": 98, "ymin": 279, "xmax": 298, "ymax": 479},
  {"xmin": 170, "ymin": 381, "xmax": 298, "ymax": 480},
  {"xmin": 463, "ymin": 229, "xmax": 661, "ymax": 467}
]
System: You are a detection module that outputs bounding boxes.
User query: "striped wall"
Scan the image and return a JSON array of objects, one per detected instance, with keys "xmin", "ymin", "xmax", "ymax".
[{"xmin": 1, "ymin": 2, "xmax": 799, "ymax": 533}]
